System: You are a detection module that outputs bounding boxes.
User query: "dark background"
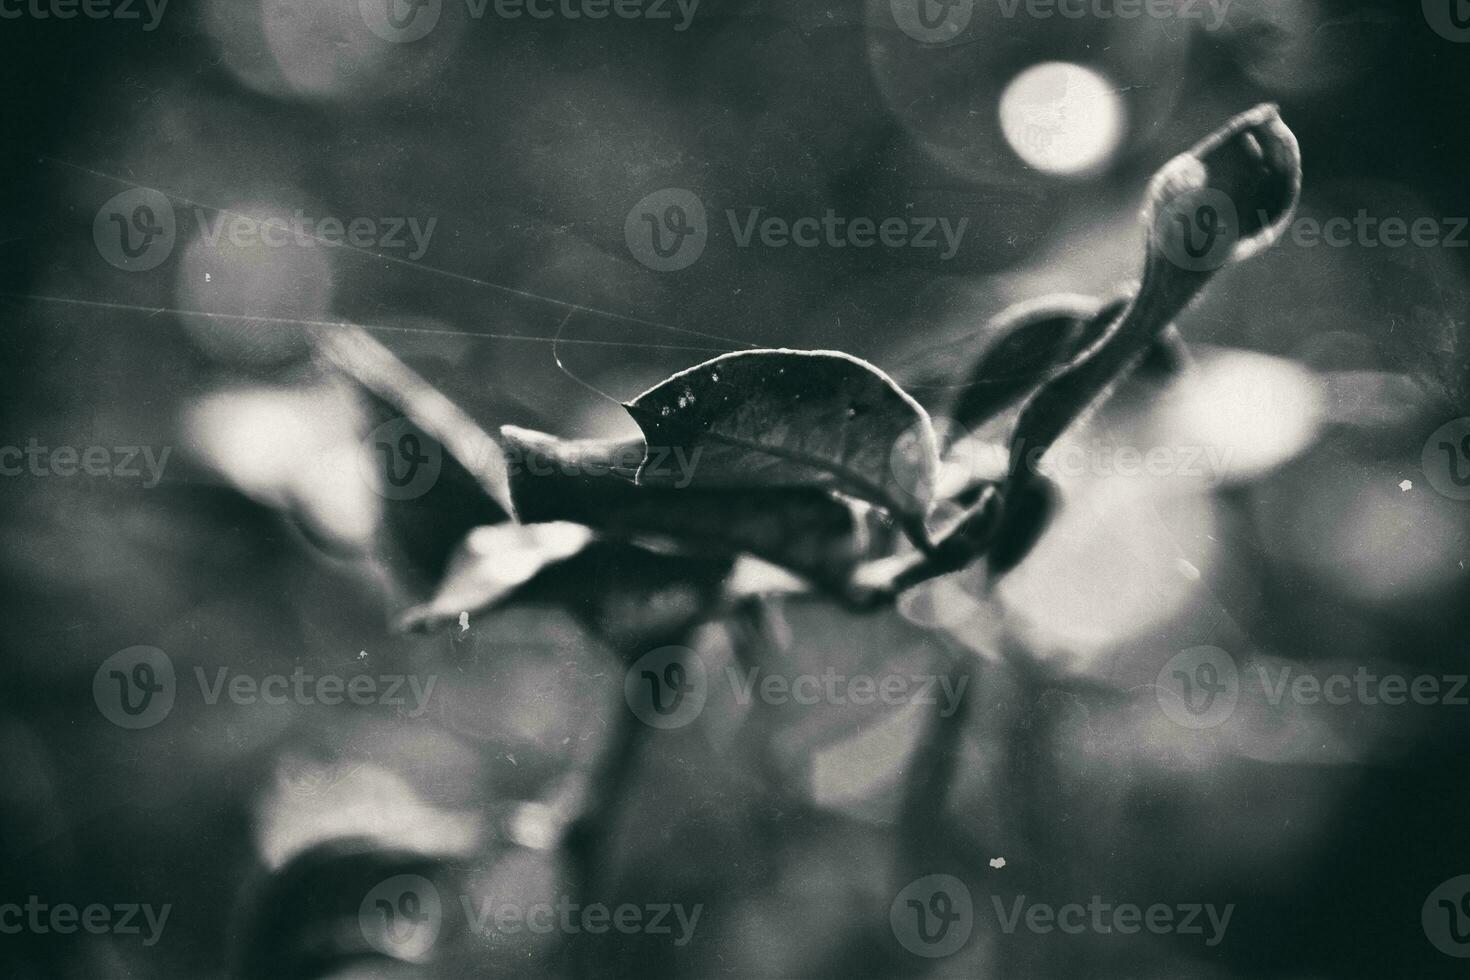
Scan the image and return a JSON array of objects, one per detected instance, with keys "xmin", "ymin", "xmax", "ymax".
[{"xmin": 3, "ymin": 0, "xmax": 1470, "ymax": 977}]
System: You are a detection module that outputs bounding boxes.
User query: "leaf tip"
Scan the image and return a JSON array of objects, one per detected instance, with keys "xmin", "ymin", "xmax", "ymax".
[{"xmin": 1144, "ymin": 102, "xmax": 1303, "ymax": 272}]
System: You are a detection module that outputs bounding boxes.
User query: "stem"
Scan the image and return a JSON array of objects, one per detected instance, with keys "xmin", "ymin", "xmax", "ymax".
[
  {"xmin": 897, "ymin": 646, "xmax": 974, "ymax": 867},
  {"xmin": 836, "ymin": 484, "xmax": 1003, "ymax": 610},
  {"xmin": 559, "ymin": 674, "xmax": 650, "ymax": 980}
]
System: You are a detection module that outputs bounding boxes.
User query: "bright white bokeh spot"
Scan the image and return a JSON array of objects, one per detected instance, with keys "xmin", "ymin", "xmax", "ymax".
[
  {"xmin": 185, "ymin": 384, "xmax": 379, "ymax": 549},
  {"xmin": 256, "ymin": 757, "xmax": 482, "ymax": 870},
  {"xmin": 201, "ymin": 0, "xmax": 464, "ymax": 101},
  {"xmin": 997, "ymin": 479, "xmax": 1218, "ymax": 657},
  {"xmin": 1144, "ymin": 348, "xmax": 1326, "ymax": 485},
  {"xmin": 998, "ymin": 62, "xmax": 1125, "ymax": 176},
  {"xmin": 808, "ymin": 697, "xmax": 926, "ymax": 814},
  {"xmin": 506, "ymin": 801, "xmax": 561, "ymax": 851}
]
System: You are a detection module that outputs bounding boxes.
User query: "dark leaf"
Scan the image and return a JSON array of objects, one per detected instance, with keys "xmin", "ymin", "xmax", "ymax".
[
  {"xmin": 502, "ymin": 425, "xmax": 865, "ymax": 590},
  {"xmin": 230, "ymin": 838, "xmax": 454, "ymax": 980},
  {"xmin": 948, "ymin": 294, "xmax": 1129, "ymax": 430},
  {"xmin": 311, "ymin": 326, "xmax": 516, "ymax": 589},
  {"xmin": 985, "ymin": 473, "xmax": 1058, "ymax": 577},
  {"xmin": 315, "ymin": 326, "xmax": 515, "ymax": 518},
  {"xmin": 624, "ymin": 349, "xmax": 940, "ymax": 523},
  {"xmin": 357, "ymin": 390, "xmax": 512, "ymax": 589},
  {"xmin": 507, "ymin": 539, "xmax": 735, "ymax": 652}
]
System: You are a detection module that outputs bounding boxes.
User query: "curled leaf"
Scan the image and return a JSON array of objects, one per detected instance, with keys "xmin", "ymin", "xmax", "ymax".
[
  {"xmin": 1005, "ymin": 104, "xmax": 1302, "ymax": 508},
  {"xmin": 948, "ymin": 294, "xmax": 1128, "ymax": 430}
]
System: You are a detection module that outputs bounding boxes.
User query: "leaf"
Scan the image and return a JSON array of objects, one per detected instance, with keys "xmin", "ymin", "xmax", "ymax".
[
  {"xmin": 501, "ymin": 425, "xmax": 865, "ymax": 589},
  {"xmin": 947, "ymin": 294, "xmax": 1128, "ymax": 430},
  {"xmin": 624, "ymin": 349, "xmax": 941, "ymax": 523},
  {"xmin": 396, "ymin": 522, "xmax": 595, "ymax": 633},
  {"xmin": 309, "ymin": 325, "xmax": 519, "ymax": 588},
  {"xmin": 984, "ymin": 474, "xmax": 1058, "ymax": 577},
  {"xmin": 357, "ymin": 390, "xmax": 514, "ymax": 588},
  {"xmin": 315, "ymin": 326, "xmax": 516, "ymax": 519},
  {"xmin": 506, "ymin": 540, "xmax": 735, "ymax": 652},
  {"xmin": 917, "ymin": 290, "xmax": 1184, "ymax": 435},
  {"xmin": 1006, "ymin": 103, "xmax": 1302, "ymax": 497},
  {"xmin": 231, "ymin": 838, "xmax": 453, "ymax": 980},
  {"xmin": 969, "ymin": 105, "xmax": 1303, "ymax": 582}
]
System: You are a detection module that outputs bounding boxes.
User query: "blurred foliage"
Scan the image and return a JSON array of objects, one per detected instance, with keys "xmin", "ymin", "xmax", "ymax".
[{"xmin": 4, "ymin": 1, "xmax": 1470, "ymax": 978}]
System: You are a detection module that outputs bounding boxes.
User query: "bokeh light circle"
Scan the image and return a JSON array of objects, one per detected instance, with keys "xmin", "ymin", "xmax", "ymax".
[{"xmin": 998, "ymin": 62, "xmax": 1125, "ymax": 176}]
